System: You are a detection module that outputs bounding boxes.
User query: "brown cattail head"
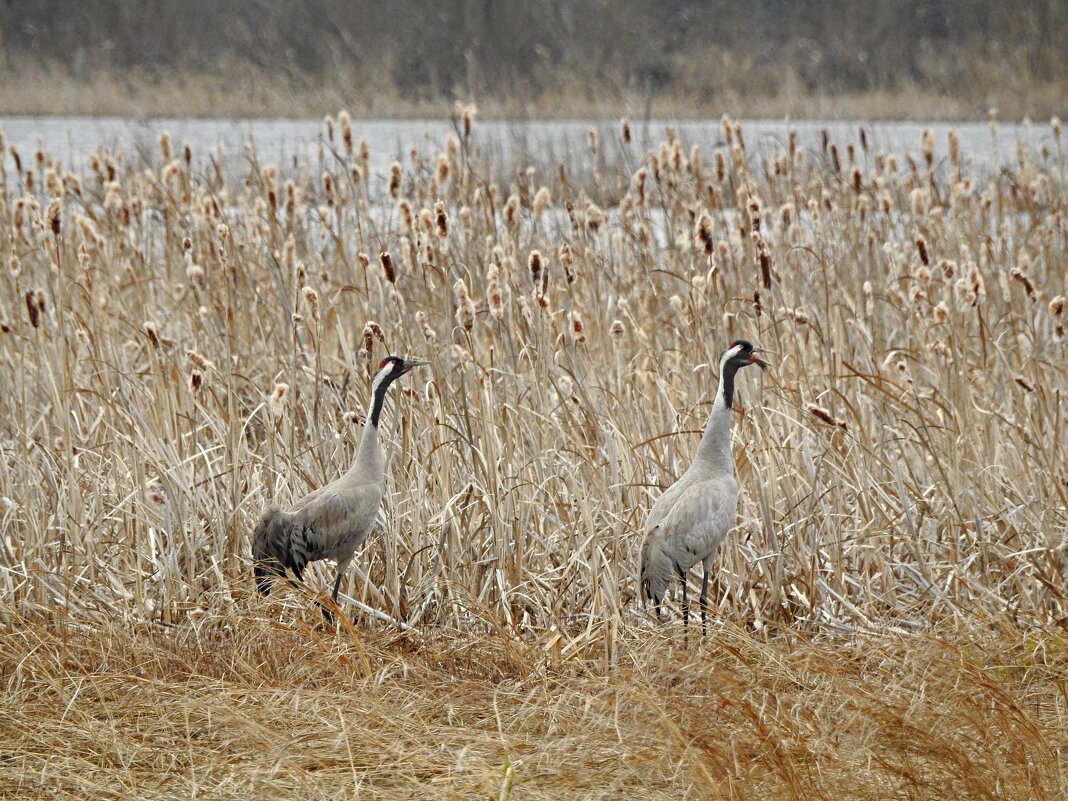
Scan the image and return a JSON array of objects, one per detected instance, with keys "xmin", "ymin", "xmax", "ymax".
[
  {"xmin": 415, "ymin": 310, "xmax": 437, "ymax": 344},
  {"xmin": 528, "ymin": 250, "xmax": 543, "ymax": 288},
  {"xmin": 142, "ymin": 320, "xmax": 161, "ymax": 349},
  {"xmin": 759, "ymin": 246, "xmax": 772, "ymax": 288},
  {"xmin": 809, "ymin": 405, "xmax": 848, "ymax": 430},
  {"xmin": 339, "ymin": 110, "xmax": 353, "ymax": 155},
  {"xmin": 486, "ymin": 264, "xmax": 504, "ymax": 320},
  {"xmin": 25, "ymin": 291, "xmax": 41, "ymax": 329},
  {"xmin": 434, "ymin": 200, "xmax": 448, "ymax": 238},
  {"xmin": 1011, "ymin": 268, "xmax": 1036, "ymax": 301},
  {"xmin": 359, "ymin": 324, "xmax": 375, "ymax": 359},
  {"xmin": 462, "ymin": 104, "xmax": 477, "ymax": 138},
  {"xmin": 621, "ymin": 117, "xmax": 632, "ymax": 144},
  {"xmin": 453, "ymin": 279, "xmax": 475, "ymax": 331},
  {"xmin": 585, "ymin": 202, "xmax": 605, "ymax": 233},
  {"xmin": 388, "ymin": 162, "xmax": 402, "ymax": 199},
  {"xmin": 302, "ymin": 286, "xmax": 321, "ymax": 323},
  {"xmin": 532, "ymin": 186, "xmax": 551, "ymax": 218},
  {"xmin": 695, "ymin": 211, "xmax": 714, "ymax": 255},
  {"xmin": 558, "ymin": 244, "xmax": 575, "ymax": 284},
  {"xmin": 915, "ymin": 236, "xmax": 930, "ymax": 266},
  {"xmin": 46, "ymin": 198, "xmax": 61, "ymax": 236},
  {"xmin": 921, "ymin": 129, "xmax": 935, "ymax": 167},
  {"xmin": 380, "ymin": 251, "xmax": 396, "ymax": 284}
]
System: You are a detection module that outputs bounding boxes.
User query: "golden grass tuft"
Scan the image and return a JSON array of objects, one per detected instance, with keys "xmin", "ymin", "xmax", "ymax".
[{"xmin": 1, "ymin": 613, "xmax": 1066, "ymax": 799}]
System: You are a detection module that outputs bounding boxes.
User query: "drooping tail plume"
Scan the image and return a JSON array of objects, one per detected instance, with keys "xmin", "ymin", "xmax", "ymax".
[{"xmin": 252, "ymin": 505, "xmax": 286, "ymax": 594}]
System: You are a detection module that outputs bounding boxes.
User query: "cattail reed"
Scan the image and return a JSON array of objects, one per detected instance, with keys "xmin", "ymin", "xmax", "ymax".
[
  {"xmin": 919, "ymin": 129, "xmax": 934, "ymax": 168},
  {"xmin": 453, "ymin": 279, "xmax": 475, "ymax": 332},
  {"xmin": 758, "ymin": 246, "xmax": 772, "ymax": 288},
  {"xmin": 532, "ymin": 187, "xmax": 551, "ymax": 218},
  {"xmin": 380, "ymin": 251, "xmax": 396, "ymax": 284},
  {"xmin": 462, "ymin": 104, "xmax": 477, "ymax": 138},
  {"xmin": 339, "ymin": 111, "xmax": 353, "ymax": 156},
  {"xmin": 486, "ymin": 264, "xmax": 504, "ymax": 320},
  {"xmin": 1010, "ymin": 268, "xmax": 1036, "ymax": 301},
  {"xmin": 558, "ymin": 244, "xmax": 575, "ymax": 284},
  {"xmin": 528, "ymin": 250, "xmax": 543, "ymax": 289},
  {"xmin": 585, "ymin": 202, "xmax": 605, "ymax": 233},
  {"xmin": 809, "ymin": 405, "xmax": 848, "ymax": 430},
  {"xmin": 434, "ymin": 201, "xmax": 448, "ymax": 238},
  {"xmin": 302, "ymin": 287, "xmax": 321, "ymax": 323},
  {"xmin": 142, "ymin": 321, "xmax": 161, "ymax": 349},
  {"xmin": 398, "ymin": 200, "xmax": 413, "ymax": 234},
  {"xmin": 915, "ymin": 236, "xmax": 930, "ymax": 266},
  {"xmin": 24, "ymin": 291, "xmax": 40, "ymax": 329},
  {"xmin": 503, "ymin": 194, "xmax": 520, "ymax": 228},
  {"xmin": 571, "ymin": 313, "xmax": 586, "ymax": 343},
  {"xmin": 621, "ymin": 118, "xmax": 632, "ymax": 144},
  {"xmin": 696, "ymin": 212, "xmax": 714, "ymax": 255},
  {"xmin": 389, "ymin": 162, "xmax": 402, "ymax": 199}
]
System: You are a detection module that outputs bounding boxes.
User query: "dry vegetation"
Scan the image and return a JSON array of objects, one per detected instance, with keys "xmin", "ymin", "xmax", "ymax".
[{"xmin": 1, "ymin": 110, "xmax": 1067, "ymax": 797}]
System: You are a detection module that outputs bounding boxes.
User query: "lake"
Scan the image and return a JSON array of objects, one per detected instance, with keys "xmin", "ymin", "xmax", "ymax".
[{"xmin": 0, "ymin": 116, "xmax": 1058, "ymax": 181}]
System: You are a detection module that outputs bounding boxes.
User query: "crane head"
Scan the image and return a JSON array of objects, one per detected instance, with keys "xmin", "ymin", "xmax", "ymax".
[
  {"xmin": 725, "ymin": 340, "xmax": 769, "ymax": 371},
  {"xmin": 378, "ymin": 355, "xmax": 429, "ymax": 377},
  {"xmin": 372, "ymin": 355, "xmax": 429, "ymax": 391}
]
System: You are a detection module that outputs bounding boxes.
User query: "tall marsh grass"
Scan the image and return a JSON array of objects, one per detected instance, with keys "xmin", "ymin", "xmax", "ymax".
[
  {"xmin": 1, "ymin": 114, "xmax": 1066, "ymax": 635},
  {"xmin": 2, "ymin": 111, "xmax": 1067, "ymax": 797}
]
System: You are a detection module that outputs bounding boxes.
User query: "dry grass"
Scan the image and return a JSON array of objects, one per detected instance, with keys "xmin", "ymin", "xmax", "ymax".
[
  {"xmin": 1, "ymin": 112, "xmax": 1067, "ymax": 796},
  {"xmin": 2, "ymin": 61, "xmax": 1067, "ymax": 120},
  {"xmin": 3, "ymin": 613, "xmax": 1066, "ymax": 799}
]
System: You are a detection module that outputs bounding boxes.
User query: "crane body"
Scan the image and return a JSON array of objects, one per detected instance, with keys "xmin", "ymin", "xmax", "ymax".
[
  {"xmin": 253, "ymin": 355, "xmax": 426, "ymax": 616},
  {"xmin": 639, "ymin": 340, "xmax": 766, "ymax": 636}
]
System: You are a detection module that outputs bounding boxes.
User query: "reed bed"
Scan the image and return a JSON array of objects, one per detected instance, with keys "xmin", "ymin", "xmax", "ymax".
[{"xmin": 0, "ymin": 112, "xmax": 1066, "ymax": 796}]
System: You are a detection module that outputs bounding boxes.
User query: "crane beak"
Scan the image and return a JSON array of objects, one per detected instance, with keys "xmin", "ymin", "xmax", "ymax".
[
  {"xmin": 401, "ymin": 358, "xmax": 430, "ymax": 373},
  {"xmin": 748, "ymin": 349, "xmax": 770, "ymax": 371}
]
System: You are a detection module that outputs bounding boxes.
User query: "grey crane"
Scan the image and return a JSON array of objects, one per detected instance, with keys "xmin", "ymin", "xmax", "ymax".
[
  {"xmin": 253, "ymin": 355, "xmax": 427, "ymax": 616},
  {"xmin": 639, "ymin": 340, "xmax": 767, "ymax": 636}
]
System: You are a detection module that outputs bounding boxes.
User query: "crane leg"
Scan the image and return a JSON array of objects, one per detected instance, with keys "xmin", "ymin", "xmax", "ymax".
[
  {"xmin": 331, "ymin": 570, "xmax": 344, "ymax": 604},
  {"xmin": 700, "ymin": 565, "xmax": 710, "ymax": 637},
  {"xmin": 678, "ymin": 566, "xmax": 689, "ymax": 647},
  {"xmin": 292, "ymin": 563, "xmax": 335, "ymax": 624}
]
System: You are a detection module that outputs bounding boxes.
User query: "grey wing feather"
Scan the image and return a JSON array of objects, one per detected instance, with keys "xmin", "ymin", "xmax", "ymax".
[
  {"xmin": 645, "ymin": 473, "xmax": 739, "ymax": 571},
  {"xmin": 252, "ymin": 480, "xmax": 384, "ymax": 593},
  {"xmin": 289, "ymin": 482, "xmax": 384, "ymax": 562}
]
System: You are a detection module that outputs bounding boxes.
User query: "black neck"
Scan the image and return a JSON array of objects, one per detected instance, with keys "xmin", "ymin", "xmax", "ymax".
[
  {"xmin": 369, "ymin": 376, "xmax": 393, "ymax": 427},
  {"xmin": 721, "ymin": 362, "xmax": 740, "ymax": 410}
]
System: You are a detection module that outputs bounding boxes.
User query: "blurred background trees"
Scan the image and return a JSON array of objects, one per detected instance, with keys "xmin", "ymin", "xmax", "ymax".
[{"xmin": 1, "ymin": 0, "xmax": 1065, "ymax": 116}]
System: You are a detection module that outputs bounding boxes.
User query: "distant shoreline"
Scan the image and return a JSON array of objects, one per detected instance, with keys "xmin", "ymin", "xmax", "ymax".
[{"xmin": 1, "ymin": 68, "xmax": 1064, "ymax": 123}]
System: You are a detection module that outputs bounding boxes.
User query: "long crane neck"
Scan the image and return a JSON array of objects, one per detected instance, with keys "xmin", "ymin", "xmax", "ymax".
[
  {"xmin": 694, "ymin": 358, "xmax": 739, "ymax": 473},
  {"xmin": 347, "ymin": 370, "xmax": 392, "ymax": 480}
]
